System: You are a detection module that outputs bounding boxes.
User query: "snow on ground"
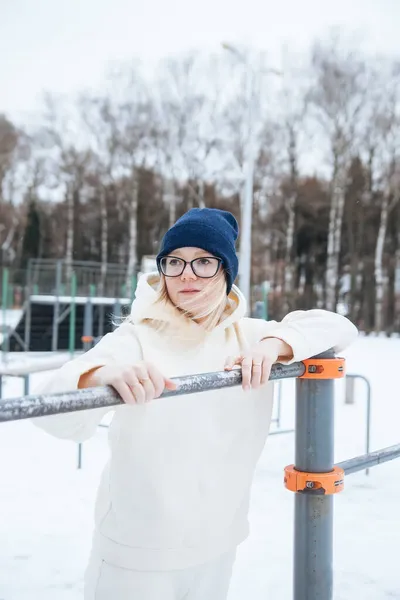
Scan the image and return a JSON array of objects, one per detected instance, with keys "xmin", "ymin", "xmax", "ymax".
[
  {"xmin": 0, "ymin": 309, "xmax": 23, "ymax": 345},
  {"xmin": 0, "ymin": 336, "xmax": 400, "ymax": 599}
]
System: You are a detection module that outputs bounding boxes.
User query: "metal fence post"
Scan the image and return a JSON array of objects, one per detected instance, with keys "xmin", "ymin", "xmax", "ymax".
[
  {"xmin": 2, "ymin": 267, "xmax": 9, "ymax": 361},
  {"xmin": 69, "ymin": 272, "xmax": 77, "ymax": 357},
  {"xmin": 23, "ymin": 375, "xmax": 29, "ymax": 396},
  {"xmin": 77, "ymin": 442, "xmax": 83, "ymax": 469},
  {"xmin": 52, "ymin": 261, "xmax": 62, "ymax": 352},
  {"xmin": 293, "ymin": 349, "xmax": 335, "ymax": 600},
  {"xmin": 113, "ymin": 299, "xmax": 121, "ymax": 331},
  {"xmin": 83, "ymin": 297, "xmax": 93, "ymax": 351}
]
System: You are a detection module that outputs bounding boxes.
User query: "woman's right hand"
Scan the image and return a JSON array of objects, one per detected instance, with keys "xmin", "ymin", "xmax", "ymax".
[{"xmin": 79, "ymin": 361, "xmax": 177, "ymax": 405}]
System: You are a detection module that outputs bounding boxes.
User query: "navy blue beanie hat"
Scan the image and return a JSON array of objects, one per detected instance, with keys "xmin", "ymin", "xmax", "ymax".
[{"xmin": 156, "ymin": 208, "xmax": 239, "ymax": 293}]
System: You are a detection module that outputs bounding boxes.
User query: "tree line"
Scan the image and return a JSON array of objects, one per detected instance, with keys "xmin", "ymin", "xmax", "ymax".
[{"xmin": 0, "ymin": 34, "xmax": 399, "ymax": 332}]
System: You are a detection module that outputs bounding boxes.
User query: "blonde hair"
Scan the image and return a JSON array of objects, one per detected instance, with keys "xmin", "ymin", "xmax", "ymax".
[{"xmin": 156, "ymin": 269, "xmax": 230, "ymax": 332}]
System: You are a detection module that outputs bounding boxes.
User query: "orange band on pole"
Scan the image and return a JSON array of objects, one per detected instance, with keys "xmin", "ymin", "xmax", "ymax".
[
  {"xmin": 299, "ymin": 357, "xmax": 345, "ymax": 379},
  {"xmin": 81, "ymin": 336, "xmax": 94, "ymax": 343},
  {"xmin": 284, "ymin": 464, "xmax": 344, "ymax": 495}
]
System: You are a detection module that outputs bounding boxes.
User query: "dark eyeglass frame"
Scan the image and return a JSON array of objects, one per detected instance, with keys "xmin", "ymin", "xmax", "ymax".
[{"xmin": 159, "ymin": 256, "xmax": 222, "ymax": 278}]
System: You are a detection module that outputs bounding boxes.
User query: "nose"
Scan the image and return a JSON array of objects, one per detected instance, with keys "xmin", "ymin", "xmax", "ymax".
[{"xmin": 181, "ymin": 262, "xmax": 197, "ymax": 280}]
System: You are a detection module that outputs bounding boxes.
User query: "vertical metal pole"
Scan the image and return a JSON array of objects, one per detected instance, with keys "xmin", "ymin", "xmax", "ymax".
[
  {"xmin": 52, "ymin": 261, "xmax": 62, "ymax": 352},
  {"xmin": 98, "ymin": 304, "xmax": 105, "ymax": 337},
  {"xmin": 364, "ymin": 377, "xmax": 371, "ymax": 476},
  {"xmin": 77, "ymin": 443, "xmax": 82, "ymax": 469},
  {"xmin": 2, "ymin": 267, "xmax": 9, "ymax": 360},
  {"xmin": 69, "ymin": 273, "xmax": 77, "ymax": 357},
  {"xmin": 345, "ymin": 376, "xmax": 355, "ymax": 404},
  {"xmin": 113, "ymin": 299, "xmax": 121, "ymax": 331},
  {"xmin": 24, "ymin": 265, "xmax": 32, "ymax": 352},
  {"xmin": 23, "ymin": 375, "xmax": 30, "ymax": 396},
  {"xmin": 24, "ymin": 297, "xmax": 31, "ymax": 352},
  {"xmin": 83, "ymin": 297, "xmax": 93, "ymax": 351},
  {"xmin": 294, "ymin": 349, "xmax": 335, "ymax": 600}
]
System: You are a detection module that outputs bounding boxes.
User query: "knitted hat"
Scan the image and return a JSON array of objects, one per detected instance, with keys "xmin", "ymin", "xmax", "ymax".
[{"xmin": 156, "ymin": 208, "xmax": 239, "ymax": 293}]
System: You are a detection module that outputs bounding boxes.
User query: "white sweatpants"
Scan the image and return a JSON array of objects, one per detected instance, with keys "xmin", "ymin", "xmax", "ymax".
[{"xmin": 84, "ymin": 550, "xmax": 236, "ymax": 600}]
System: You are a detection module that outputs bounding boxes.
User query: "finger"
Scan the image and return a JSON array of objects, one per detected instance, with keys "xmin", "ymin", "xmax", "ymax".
[
  {"xmin": 125, "ymin": 374, "xmax": 146, "ymax": 404},
  {"xmin": 146, "ymin": 363, "xmax": 167, "ymax": 398},
  {"xmin": 224, "ymin": 356, "xmax": 235, "ymax": 370},
  {"xmin": 134, "ymin": 364, "xmax": 150, "ymax": 382},
  {"xmin": 164, "ymin": 378, "xmax": 177, "ymax": 391},
  {"xmin": 225, "ymin": 356, "xmax": 244, "ymax": 370},
  {"xmin": 131, "ymin": 365, "xmax": 151, "ymax": 403},
  {"xmin": 140, "ymin": 378, "xmax": 156, "ymax": 402},
  {"xmin": 251, "ymin": 355, "xmax": 264, "ymax": 389},
  {"xmin": 241, "ymin": 357, "xmax": 253, "ymax": 390},
  {"xmin": 112, "ymin": 380, "xmax": 137, "ymax": 405},
  {"xmin": 261, "ymin": 358, "xmax": 273, "ymax": 385}
]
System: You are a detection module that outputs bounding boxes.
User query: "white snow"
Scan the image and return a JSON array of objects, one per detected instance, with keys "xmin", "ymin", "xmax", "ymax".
[
  {"xmin": 0, "ymin": 336, "xmax": 399, "ymax": 599},
  {"xmin": 0, "ymin": 309, "xmax": 23, "ymax": 345}
]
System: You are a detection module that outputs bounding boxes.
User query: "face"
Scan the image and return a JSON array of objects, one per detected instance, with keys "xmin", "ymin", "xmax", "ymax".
[{"xmin": 162, "ymin": 247, "xmax": 222, "ymax": 310}]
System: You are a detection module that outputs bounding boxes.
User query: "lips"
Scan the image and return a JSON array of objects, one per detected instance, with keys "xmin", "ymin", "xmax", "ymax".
[{"xmin": 179, "ymin": 289, "xmax": 200, "ymax": 293}]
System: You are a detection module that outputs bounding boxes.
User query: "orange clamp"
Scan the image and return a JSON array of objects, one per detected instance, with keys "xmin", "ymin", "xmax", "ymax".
[
  {"xmin": 81, "ymin": 335, "xmax": 94, "ymax": 343},
  {"xmin": 284, "ymin": 464, "xmax": 344, "ymax": 495},
  {"xmin": 299, "ymin": 357, "xmax": 345, "ymax": 379}
]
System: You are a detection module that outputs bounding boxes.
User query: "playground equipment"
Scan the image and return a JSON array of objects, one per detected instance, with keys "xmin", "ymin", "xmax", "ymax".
[
  {"xmin": 1, "ymin": 262, "xmax": 135, "ymax": 354},
  {"xmin": 0, "ymin": 351, "xmax": 399, "ymax": 600}
]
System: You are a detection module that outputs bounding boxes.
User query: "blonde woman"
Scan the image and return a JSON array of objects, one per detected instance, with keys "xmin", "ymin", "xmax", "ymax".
[{"xmin": 35, "ymin": 208, "xmax": 358, "ymax": 600}]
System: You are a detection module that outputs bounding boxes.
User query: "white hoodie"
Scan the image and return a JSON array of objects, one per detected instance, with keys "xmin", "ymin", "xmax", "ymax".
[{"xmin": 33, "ymin": 273, "xmax": 358, "ymax": 571}]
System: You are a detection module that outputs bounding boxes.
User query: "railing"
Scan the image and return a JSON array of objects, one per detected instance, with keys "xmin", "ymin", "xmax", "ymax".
[
  {"xmin": 0, "ymin": 355, "xmax": 71, "ymax": 398},
  {"xmin": 26, "ymin": 259, "xmax": 135, "ymax": 299},
  {"xmin": 1, "ymin": 351, "xmax": 399, "ymax": 600}
]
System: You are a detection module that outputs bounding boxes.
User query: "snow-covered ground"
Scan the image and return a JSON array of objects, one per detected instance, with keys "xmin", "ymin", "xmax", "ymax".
[
  {"xmin": 0, "ymin": 309, "xmax": 23, "ymax": 346},
  {"xmin": 0, "ymin": 335, "xmax": 399, "ymax": 599}
]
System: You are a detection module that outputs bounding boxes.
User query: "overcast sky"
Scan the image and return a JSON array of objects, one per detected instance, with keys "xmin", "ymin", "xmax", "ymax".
[{"xmin": 1, "ymin": 0, "xmax": 399, "ymax": 123}]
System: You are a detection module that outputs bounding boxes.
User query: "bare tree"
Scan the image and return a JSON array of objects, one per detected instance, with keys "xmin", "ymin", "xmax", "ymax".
[
  {"xmin": 371, "ymin": 73, "xmax": 400, "ymax": 331},
  {"xmin": 111, "ymin": 67, "xmax": 155, "ymax": 289},
  {"xmin": 0, "ymin": 116, "xmax": 33, "ymax": 264},
  {"xmin": 39, "ymin": 94, "xmax": 92, "ymax": 284},
  {"xmin": 275, "ymin": 56, "xmax": 309, "ymax": 312},
  {"xmin": 155, "ymin": 53, "xmax": 225, "ymax": 224},
  {"xmin": 308, "ymin": 38, "xmax": 367, "ymax": 311},
  {"xmin": 0, "ymin": 115, "xmax": 19, "ymax": 204},
  {"xmin": 79, "ymin": 93, "xmax": 122, "ymax": 294}
]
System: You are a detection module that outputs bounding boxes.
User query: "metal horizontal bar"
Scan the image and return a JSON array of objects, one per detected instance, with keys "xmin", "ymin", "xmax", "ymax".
[
  {"xmin": 269, "ymin": 428, "xmax": 294, "ymax": 436},
  {"xmin": 29, "ymin": 295, "xmax": 131, "ymax": 305},
  {"xmin": 0, "ymin": 356, "xmax": 74, "ymax": 376},
  {"xmin": 0, "ymin": 361, "xmax": 305, "ymax": 423},
  {"xmin": 337, "ymin": 443, "xmax": 400, "ymax": 475}
]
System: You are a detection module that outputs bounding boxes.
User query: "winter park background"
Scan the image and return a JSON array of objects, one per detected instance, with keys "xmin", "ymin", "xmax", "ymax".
[{"xmin": 1, "ymin": 0, "xmax": 400, "ymax": 598}]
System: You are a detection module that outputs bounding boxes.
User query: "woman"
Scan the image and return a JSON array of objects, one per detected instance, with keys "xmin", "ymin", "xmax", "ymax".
[{"xmin": 34, "ymin": 208, "xmax": 358, "ymax": 600}]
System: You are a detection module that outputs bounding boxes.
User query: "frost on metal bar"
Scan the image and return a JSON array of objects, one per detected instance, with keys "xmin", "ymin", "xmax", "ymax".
[
  {"xmin": 0, "ymin": 362, "xmax": 305, "ymax": 423},
  {"xmin": 337, "ymin": 443, "xmax": 400, "ymax": 475}
]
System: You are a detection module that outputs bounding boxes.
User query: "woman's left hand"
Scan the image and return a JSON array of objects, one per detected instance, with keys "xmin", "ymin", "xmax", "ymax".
[{"xmin": 224, "ymin": 337, "xmax": 293, "ymax": 391}]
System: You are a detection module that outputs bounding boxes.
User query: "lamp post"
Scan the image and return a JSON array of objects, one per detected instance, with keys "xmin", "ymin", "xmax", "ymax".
[{"xmin": 222, "ymin": 43, "xmax": 281, "ymax": 312}]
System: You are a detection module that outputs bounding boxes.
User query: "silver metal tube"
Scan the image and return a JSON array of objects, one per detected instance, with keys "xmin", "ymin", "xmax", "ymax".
[
  {"xmin": 52, "ymin": 261, "xmax": 62, "ymax": 352},
  {"xmin": 347, "ymin": 374, "xmax": 372, "ymax": 475},
  {"xmin": 294, "ymin": 350, "xmax": 335, "ymax": 600},
  {"xmin": 0, "ymin": 362, "xmax": 305, "ymax": 423},
  {"xmin": 337, "ymin": 443, "xmax": 400, "ymax": 475}
]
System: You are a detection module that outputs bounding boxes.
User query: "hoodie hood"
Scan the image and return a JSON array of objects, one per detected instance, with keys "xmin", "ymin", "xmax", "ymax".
[{"xmin": 129, "ymin": 272, "xmax": 247, "ymax": 336}]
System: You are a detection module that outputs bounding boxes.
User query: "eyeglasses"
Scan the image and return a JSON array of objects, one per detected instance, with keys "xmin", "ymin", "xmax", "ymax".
[{"xmin": 159, "ymin": 256, "xmax": 222, "ymax": 278}]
